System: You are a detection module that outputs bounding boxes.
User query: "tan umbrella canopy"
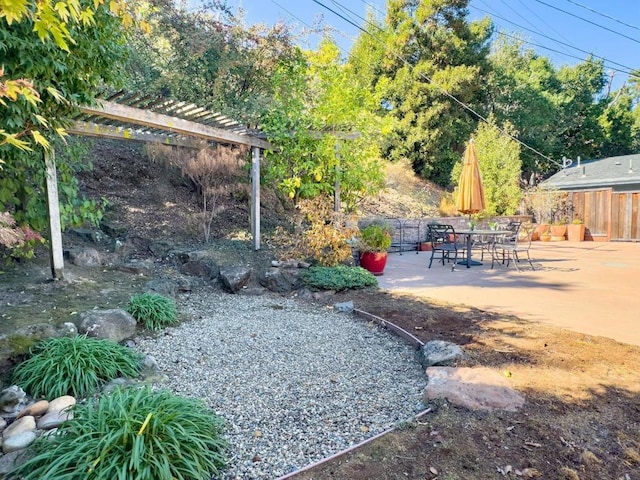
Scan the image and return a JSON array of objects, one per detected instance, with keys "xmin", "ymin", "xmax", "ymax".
[{"xmin": 455, "ymin": 139, "xmax": 486, "ymax": 215}]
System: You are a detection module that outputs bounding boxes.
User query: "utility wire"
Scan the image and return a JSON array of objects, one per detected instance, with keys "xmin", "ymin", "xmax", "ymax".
[
  {"xmin": 562, "ymin": 0, "xmax": 640, "ymax": 33},
  {"xmin": 472, "ymin": 4, "xmax": 640, "ymax": 78},
  {"xmin": 311, "ymin": 0, "xmax": 563, "ymax": 167},
  {"xmin": 533, "ymin": 0, "xmax": 640, "ymax": 45}
]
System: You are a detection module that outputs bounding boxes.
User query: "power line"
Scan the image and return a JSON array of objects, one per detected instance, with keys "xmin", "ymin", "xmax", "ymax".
[
  {"xmin": 311, "ymin": 0, "xmax": 563, "ymax": 168},
  {"xmin": 472, "ymin": 4, "xmax": 640, "ymax": 78},
  {"xmin": 562, "ymin": 0, "xmax": 640, "ymax": 33},
  {"xmin": 533, "ymin": 0, "xmax": 640, "ymax": 45}
]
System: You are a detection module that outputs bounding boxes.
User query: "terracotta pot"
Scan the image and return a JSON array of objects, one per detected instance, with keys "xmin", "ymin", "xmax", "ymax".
[
  {"xmin": 534, "ymin": 224, "xmax": 550, "ymax": 238},
  {"xmin": 550, "ymin": 224, "xmax": 567, "ymax": 238},
  {"xmin": 419, "ymin": 242, "xmax": 433, "ymax": 251},
  {"xmin": 567, "ymin": 223, "xmax": 585, "ymax": 242},
  {"xmin": 359, "ymin": 251, "xmax": 388, "ymax": 276},
  {"xmin": 540, "ymin": 234, "xmax": 552, "ymax": 242}
]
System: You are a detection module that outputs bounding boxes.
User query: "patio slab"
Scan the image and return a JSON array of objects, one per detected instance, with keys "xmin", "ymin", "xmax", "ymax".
[{"xmin": 377, "ymin": 241, "xmax": 640, "ymax": 346}]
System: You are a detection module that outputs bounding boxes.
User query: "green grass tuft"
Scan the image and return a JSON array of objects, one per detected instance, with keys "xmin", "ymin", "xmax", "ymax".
[
  {"xmin": 127, "ymin": 292, "xmax": 178, "ymax": 330},
  {"xmin": 8, "ymin": 386, "xmax": 228, "ymax": 480},
  {"xmin": 301, "ymin": 265, "xmax": 378, "ymax": 291},
  {"xmin": 12, "ymin": 336, "xmax": 141, "ymax": 398}
]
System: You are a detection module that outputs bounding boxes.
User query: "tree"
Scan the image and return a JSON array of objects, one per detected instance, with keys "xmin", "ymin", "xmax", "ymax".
[
  {"xmin": 451, "ymin": 116, "xmax": 521, "ymax": 216},
  {"xmin": 370, "ymin": 0, "xmax": 493, "ymax": 186},
  {"xmin": 123, "ymin": 2, "xmax": 301, "ymax": 125},
  {"xmin": 0, "ymin": 0, "xmax": 137, "ymax": 228},
  {"xmin": 261, "ymin": 38, "xmax": 387, "ymax": 212}
]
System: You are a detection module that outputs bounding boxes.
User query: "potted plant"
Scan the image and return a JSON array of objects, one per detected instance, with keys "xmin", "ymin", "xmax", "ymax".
[
  {"xmin": 567, "ymin": 218, "xmax": 585, "ymax": 242},
  {"xmin": 550, "ymin": 219, "xmax": 567, "ymax": 241},
  {"xmin": 539, "ymin": 225, "xmax": 552, "ymax": 242},
  {"xmin": 357, "ymin": 222, "xmax": 394, "ymax": 276}
]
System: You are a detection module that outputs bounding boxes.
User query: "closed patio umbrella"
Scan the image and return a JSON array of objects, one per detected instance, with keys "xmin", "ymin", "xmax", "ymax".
[
  {"xmin": 455, "ymin": 139, "xmax": 486, "ymax": 267},
  {"xmin": 455, "ymin": 139, "xmax": 486, "ymax": 215}
]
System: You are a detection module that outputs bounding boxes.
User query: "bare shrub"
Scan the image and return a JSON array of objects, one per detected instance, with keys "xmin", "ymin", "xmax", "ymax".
[{"xmin": 143, "ymin": 143, "xmax": 247, "ymax": 242}]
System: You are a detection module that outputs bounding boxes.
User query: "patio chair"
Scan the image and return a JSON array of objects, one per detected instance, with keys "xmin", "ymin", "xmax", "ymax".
[
  {"xmin": 492, "ymin": 226, "xmax": 534, "ymax": 271},
  {"xmin": 427, "ymin": 224, "xmax": 461, "ymax": 270}
]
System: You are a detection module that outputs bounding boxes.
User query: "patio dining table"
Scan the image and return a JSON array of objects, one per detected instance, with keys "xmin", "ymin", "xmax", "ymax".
[{"xmin": 456, "ymin": 229, "xmax": 511, "ymax": 268}]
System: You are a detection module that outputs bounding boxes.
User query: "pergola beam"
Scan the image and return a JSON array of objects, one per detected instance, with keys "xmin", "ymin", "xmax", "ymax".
[
  {"xmin": 69, "ymin": 121, "xmax": 208, "ymax": 149},
  {"xmin": 79, "ymin": 100, "xmax": 272, "ymax": 150}
]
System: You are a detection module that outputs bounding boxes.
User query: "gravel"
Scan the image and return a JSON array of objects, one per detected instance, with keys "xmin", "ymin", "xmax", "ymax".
[{"xmin": 134, "ymin": 291, "xmax": 427, "ymax": 480}]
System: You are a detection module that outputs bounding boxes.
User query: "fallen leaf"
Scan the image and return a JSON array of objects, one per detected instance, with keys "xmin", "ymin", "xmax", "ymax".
[
  {"xmin": 253, "ymin": 430, "xmax": 262, "ymax": 438},
  {"xmin": 521, "ymin": 468, "xmax": 542, "ymax": 478},
  {"xmin": 524, "ymin": 441, "xmax": 542, "ymax": 448},
  {"xmin": 429, "ymin": 466, "xmax": 438, "ymax": 475},
  {"xmin": 360, "ymin": 425, "xmax": 369, "ymax": 433}
]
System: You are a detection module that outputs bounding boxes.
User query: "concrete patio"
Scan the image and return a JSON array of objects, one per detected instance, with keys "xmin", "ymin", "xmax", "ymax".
[{"xmin": 377, "ymin": 241, "xmax": 640, "ymax": 346}]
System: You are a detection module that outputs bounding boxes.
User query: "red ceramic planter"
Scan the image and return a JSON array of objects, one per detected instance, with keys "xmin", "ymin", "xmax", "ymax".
[{"xmin": 359, "ymin": 251, "xmax": 388, "ymax": 276}]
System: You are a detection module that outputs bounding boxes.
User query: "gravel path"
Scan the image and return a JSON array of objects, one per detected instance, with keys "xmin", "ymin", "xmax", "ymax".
[{"xmin": 134, "ymin": 292, "xmax": 427, "ymax": 479}]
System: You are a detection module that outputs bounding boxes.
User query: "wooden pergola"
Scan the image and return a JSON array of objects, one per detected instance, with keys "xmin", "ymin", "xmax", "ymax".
[{"xmin": 46, "ymin": 92, "xmax": 272, "ymax": 280}]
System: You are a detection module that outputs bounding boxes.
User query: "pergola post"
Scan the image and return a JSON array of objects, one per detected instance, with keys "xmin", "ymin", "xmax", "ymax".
[
  {"xmin": 44, "ymin": 149, "xmax": 65, "ymax": 280},
  {"xmin": 334, "ymin": 142, "xmax": 341, "ymax": 212},
  {"xmin": 251, "ymin": 146, "xmax": 261, "ymax": 250}
]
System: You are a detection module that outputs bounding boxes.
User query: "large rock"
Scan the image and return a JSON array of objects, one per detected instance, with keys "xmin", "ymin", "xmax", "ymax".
[
  {"xmin": 113, "ymin": 259, "xmax": 155, "ymax": 276},
  {"xmin": 0, "ymin": 386, "xmax": 26, "ymax": 414},
  {"xmin": 47, "ymin": 396, "xmax": 76, "ymax": 414},
  {"xmin": 2, "ymin": 431, "xmax": 36, "ymax": 453},
  {"xmin": 424, "ymin": 367, "xmax": 525, "ymax": 412},
  {"xmin": 419, "ymin": 340, "xmax": 465, "ymax": 367},
  {"xmin": 64, "ymin": 247, "xmax": 102, "ymax": 267},
  {"xmin": 16, "ymin": 400, "xmax": 49, "ymax": 420},
  {"xmin": 219, "ymin": 266, "xmax": 252, "ymax": 293},
  {"xmin": 180, "ymin": 261, "xmax": 216, "ymax": 279},
  {"xmin": 37, "ymin": 410, "xmax": 73, "ymax": 430},
  {"xmin": 149, "ymin": 241, "xmax": 176, "ymax": 259},
  {"xmin": 2, "ymin": 416, "xmax": 35, "ymax": 439},
  {"xmin": 260, "ymin": 266, "xmax": 304, "ymax": 293},
  {"xmin": 78, "ymin": 309, "xmax": 137, "ymax": 342},
  {"xmin": 0, "ymin": 450, "xmax": 31, "ymax": 476}
]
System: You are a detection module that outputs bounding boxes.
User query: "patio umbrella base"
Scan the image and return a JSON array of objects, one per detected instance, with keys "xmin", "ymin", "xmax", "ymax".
[{"xmin": 457, "ymin": 258, "xmax": 483, "ymax": 267}]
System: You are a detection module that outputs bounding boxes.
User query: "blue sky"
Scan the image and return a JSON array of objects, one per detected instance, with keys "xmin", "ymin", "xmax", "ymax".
[{"xmin": 220, "ymin": 0, "xmax": 640, "ymax": 90}]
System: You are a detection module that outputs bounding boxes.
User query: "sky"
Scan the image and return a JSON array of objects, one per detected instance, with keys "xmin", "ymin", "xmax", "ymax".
[{"xmin": 219, "ymin": 0, "xmax": 640, "ymax": 90}]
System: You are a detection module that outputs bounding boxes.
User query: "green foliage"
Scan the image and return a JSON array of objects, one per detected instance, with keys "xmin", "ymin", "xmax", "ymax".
[
  {"xmin": 262, "ymin": 38, "xmax": 386, "ymax": 210},
  {"xmin": 357, "ymin": 220, "xmax": 394, "ymax": 252},
  {"xmin": 8, "ymin": 386, "xmax": 227, "ymax": 480},
  {"xmin": 0, "ymin": 0, "xmax": 127, "ymax": 232},
  {"xmin": 12, "ymin": 336, "xmax": 142, "ymax": 398},
  {"xmin": 372, "ymin": 0, "xmax": 493, "ymax": 186},
  {"xmin": 451, "ymin": 117, "xmax": 522, "ymax": 216},
  {"xmin": 127, "ymin": 293, "xmax": 178, "ymax": 330},
  {"xmin": 301, "ymin": 265, "xmax": 378, "ymax": 291}
]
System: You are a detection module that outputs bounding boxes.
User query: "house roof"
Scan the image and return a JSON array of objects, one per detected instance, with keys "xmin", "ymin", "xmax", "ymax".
[{"xmin": 542, "ymin": 153, "xmax": 640, "ymax": 189}]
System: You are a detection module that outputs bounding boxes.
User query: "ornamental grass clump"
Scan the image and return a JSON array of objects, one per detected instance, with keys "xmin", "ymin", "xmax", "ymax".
[
  {"xmin": 301, "ymin": 265, "xmax": 378, "ymax": 291},
  {"xmin": 8, "ymin": 386, "xmax": 228, "ymax": 480},
  {"xmin": 12, "ymin": 336, "xmax": 141, "ymax": 399},
  {"xmin": 127, "ymin": 292, "xmax": 178, "ymax": 330}
]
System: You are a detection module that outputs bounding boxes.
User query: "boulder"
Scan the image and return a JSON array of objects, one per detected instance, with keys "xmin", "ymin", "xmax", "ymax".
[
  {"xmin": 419, "ymin": 340, "xmax": 465, "ymax": 368},
  {"xmin": 424, "ymin": 367, "xmax": 525, "ymax": 412},
  {"xmin": 260, "ymin": 267, "xmax": 304, "ymax": 293},
  {"xmin": 78, "ymin": 309, "xmax": 137, "ymax": 342},
  {"xmin": 64, "ymin": 247, "xmax": 102, "ymax": 267},
  {"xmin": 334, "ymin": 301, "xmax": 354, "ymax": 314},
  {"xmin": 47, "ymin": 396, "xmax": 76, "ymax": 414},
  {"xmin": 2, "ymin": 431, "xmax": 36, "ymax": 453},
  {"xmin": 180, "ymin": 260, "xmax": 216, "ymax": 279},
  {"xmin": 219, "ymin": 266, "xmax": 252, "ymax": 293},
  {"xmin": 149, "ymin": 241, "xmax": 176, "ymax": 259},
  {"xmin": 16, "ymin": 400, "xmax": 49, "ymax": 420},
  {"xmin": 0, "ymin": 450, "xmax": 30, "ymax": 476},
  {"xmin": 2, "ymin": 416, "xmax": 35, "ymax": 439},
  {"xmin": 37, "ymin": 410, "xmax": 73, "ymax": 430},
  {"xmin": 113, "ymin": 259, "xmax": 155, "ymax": 276},
  {"xmin": 0, "ymin": 386, "xmax": 26, "ymax": 414}
]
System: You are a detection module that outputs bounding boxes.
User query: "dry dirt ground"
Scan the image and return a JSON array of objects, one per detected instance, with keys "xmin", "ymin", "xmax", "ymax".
[{"xmin": 7, "ymin": 139, "xmax": 640, "ymax": 480}]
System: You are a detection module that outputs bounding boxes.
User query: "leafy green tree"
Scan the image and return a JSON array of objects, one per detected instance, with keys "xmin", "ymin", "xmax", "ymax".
[
  {"xmin": 371, "ymin": 0, "xmax": 493, "ymax": 186},
  {"xmin": 0, "ymin": 0, "xmax": 133, "ymax": 228},
  {"xmin": 123, "ymin": 3, "xmax": 300, "ymax": 125},
  {"xmin": 485, "ymin": 35, "xmax": 560, "ymax": 178},
  {"xmin": 451, "ymin": 116, "xmax": 521, "ymax": 216},
  {"xmin": 262, "ymin": 38, "xmax": 387, "ymax": 211}
]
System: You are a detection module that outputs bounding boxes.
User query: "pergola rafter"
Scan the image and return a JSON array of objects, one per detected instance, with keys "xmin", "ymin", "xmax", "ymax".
[{"xmin": 46, "ymin": 92, "xmax": 270, "ymax": 280}]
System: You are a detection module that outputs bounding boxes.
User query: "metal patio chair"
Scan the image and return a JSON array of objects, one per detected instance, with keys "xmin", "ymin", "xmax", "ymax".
[
  {"xmin": 427, "ymin": 224, "xmax": 461, "ymax": 270},
  {"xmin": 492, "ymin": 225, "xmax": 534, "ymax": 271}
]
